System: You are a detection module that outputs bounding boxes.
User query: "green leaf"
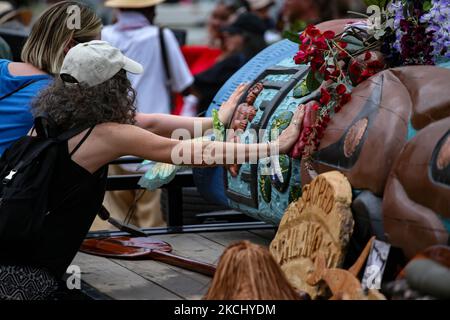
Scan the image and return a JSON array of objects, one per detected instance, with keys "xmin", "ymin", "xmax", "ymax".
[
  {"xmin": 293, "ymin": 80, "xmax": 310, "ymax": 98},
  {"xmin": 283, "ymin": 30, "xmax": 301, "ymax": 44},
  {"xmin": 340, "ymin": 35, "xmax": 365, "ymax": 54},
  {"xmin": 305, "ymin": 71, "xmax": 321, "ymax": 92},
  {"xmin": 423, "ymin": 1, "xmax": 432, "ymax": 11}
]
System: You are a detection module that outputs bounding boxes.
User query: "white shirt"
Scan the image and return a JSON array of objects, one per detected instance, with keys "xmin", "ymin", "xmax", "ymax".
[{"xmin": 102, "ymin": 11, "xmax": 193, "ymax": 114}]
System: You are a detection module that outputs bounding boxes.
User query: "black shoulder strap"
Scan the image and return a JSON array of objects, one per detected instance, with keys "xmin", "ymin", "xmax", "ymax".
[
  {"xmin": 0, "ymin": 80, "xmax": 38, "ymax": 101},
  {"xmin": 159, "ymin": 27, "xmax": 175, "ymax": 112},
  {"xmin": 69, "ymin": 126, "xmax": 95, "ymax": 157},
  {"xmin": 56, "ymin": 124, "xmax": 92, "ymax": 141}
]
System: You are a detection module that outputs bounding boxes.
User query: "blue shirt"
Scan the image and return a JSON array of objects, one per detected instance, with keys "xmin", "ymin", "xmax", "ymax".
[{"xmin": 0, "ymin": 59, "xmax": 52, "ymax": 155}]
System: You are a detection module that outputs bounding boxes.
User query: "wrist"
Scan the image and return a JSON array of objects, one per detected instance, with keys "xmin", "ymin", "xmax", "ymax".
[
  {"xmin": 267, "ymin": 140, "xmax": 281, "ymax": 156},
  {"xmin": 217, "ymin": 110, "xmax": 228, "ymax": 125}
]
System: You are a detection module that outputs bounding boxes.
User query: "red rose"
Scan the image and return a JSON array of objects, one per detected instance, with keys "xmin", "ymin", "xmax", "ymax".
[
  {"xmin": 305, "ymin": 25, "xmax": 320, "ymax": 37},
  {"xmin": 323, "ymin": 30, "xmax": 335, "ymax": 40},
  {"xmin": 336, "ymin": 84, "xmax": 347, "ymax": 95},
  {"xmin": 314, "ymin": 36, "xmax": 328, "ymax": 50},
  {"xmin": 340, "ymin": 93, "xmax": 352, "ymax": 105},
  {"xmin": 364, "ymin": 51, "xmax": 372, "ymax": 61},
  {"xmin": 319, "ymin": 87, "xmax": 331, "ymax": 105},
  {"xmin": 361, "ymin": 69, "xmax": 372, "ymax": 78},
  {"xmin": 294, "ymin": 50, "xmax": 308, "ymax": 64}
]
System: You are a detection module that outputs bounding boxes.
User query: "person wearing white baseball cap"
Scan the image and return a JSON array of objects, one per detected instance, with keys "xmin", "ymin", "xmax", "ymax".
[{"xmin": 60, "ymin": 40, "xmax": 143, "ymax": 87}]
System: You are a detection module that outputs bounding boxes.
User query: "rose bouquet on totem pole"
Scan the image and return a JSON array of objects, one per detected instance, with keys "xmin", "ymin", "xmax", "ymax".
[{"xmin": 288, "ymin": 0, "xmax": 449, "ymax": 166}]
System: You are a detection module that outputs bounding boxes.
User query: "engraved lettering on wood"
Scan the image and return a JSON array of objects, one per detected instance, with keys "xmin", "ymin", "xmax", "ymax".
[{"xmin": 270, "ymin": 171, "xmax": 354, "ymax": 298}]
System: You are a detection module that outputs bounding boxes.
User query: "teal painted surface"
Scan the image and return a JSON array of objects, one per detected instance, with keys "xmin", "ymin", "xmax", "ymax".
[
  {"xmin": 407, "ymin": 121, "xmax": 418, "ymax": 141},
  {"xmin": 439, "ymin": 216, "xmax": 450, "ymax": 234},
  {"xmin": 226, "ymin": 58, "xmax": 310, "ymax": 225}
]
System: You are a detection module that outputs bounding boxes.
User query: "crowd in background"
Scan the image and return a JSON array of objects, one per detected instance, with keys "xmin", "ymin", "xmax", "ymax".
[{"xmin": 0, "ymin": 0, "xmax": 368, "ymax": 117}]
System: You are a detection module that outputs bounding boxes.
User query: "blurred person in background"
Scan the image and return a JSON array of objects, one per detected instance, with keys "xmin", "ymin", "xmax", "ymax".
[
  {"xmin": 192, "ymin": 12, "xmax": 267, "ymax": 116},
  {"xmin": 207, "ymin": 0, "xmax": 249, "ymax": 50},
  {"xmin": 101, "ymin": 0, "xmax": 194, "ymax": 229},
  {"xmin": 247, "ymin": 0, "xmax": 281, "ymax": 44},
  {"xmin": 179, "ymin": 0, "xmax": 249, "ymax": 116},
  {"xmin": 0, "ymin": 1, "xmax": 101, "ymax": 156},
  {"xmin": 0, "ymin": 1, "xmax": 13, "ymax": 59},
  {"xmin": 0, "ymin": 35, "xmax": 11, "ymax": 59},
  {"xmin": 102, "ymin": 0, "xmax": 193, "ymax": 115},
  {"xmin": 247, "ymin": 0, "xmax": 275, "ymax": 30}
]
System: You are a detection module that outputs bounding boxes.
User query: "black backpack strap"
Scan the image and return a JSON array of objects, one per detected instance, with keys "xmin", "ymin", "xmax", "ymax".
[
  {"xmin": 69, "ymin": 126, "xmax": 95, "ymax": 157},
  {"xmin": 14, "ymin": 125, "xmax": 93, "ymax": 170},
  {"xmin": 159, "ymin": 27, "xmax": 175, "ymax": 112},
  {"xmin": 34, "ymin": 114, "xmax": 58, "ymax": 138},
  {"xmin": 0, "ymin": 80, "xmax": 38, "ymax": 101}
]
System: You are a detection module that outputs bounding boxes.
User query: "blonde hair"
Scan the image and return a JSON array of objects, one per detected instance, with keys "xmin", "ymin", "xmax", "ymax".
[{"xmin": 21, "ymin": 1, "xmax": 102, "ymax": 75}]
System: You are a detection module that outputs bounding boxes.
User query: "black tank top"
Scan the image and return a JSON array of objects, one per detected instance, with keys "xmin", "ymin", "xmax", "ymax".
[{"xmin": 10, "ymin": 128, "xmax": 107, "ymax": 278}]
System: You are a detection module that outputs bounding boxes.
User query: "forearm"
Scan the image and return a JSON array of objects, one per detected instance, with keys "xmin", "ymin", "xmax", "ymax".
[
  {"xmin": 171, "ymin": 140, "xmax": 280, "ymax": 166},
  {"xmin": 119, "ymin": 125, "xmax": 280, "ymax": 167},
  {"xmin": 135, "ymin": 113, "xmax": 213, "ymax": 138}
]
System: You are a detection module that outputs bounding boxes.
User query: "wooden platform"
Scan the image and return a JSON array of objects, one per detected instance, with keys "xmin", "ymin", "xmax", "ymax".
[{"xmin": 73, "ymin": 229, "xmax": 276, "ymax": 300}]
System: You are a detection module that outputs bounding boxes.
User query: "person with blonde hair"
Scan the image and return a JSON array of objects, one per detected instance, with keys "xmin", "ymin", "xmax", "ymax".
[{"xmin": 0, "ymin": 1, "xmax": 102, "ymax": 156}]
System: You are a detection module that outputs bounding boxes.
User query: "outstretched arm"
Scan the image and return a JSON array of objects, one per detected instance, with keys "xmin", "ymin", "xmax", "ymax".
[
  {"xmin": 134, "ymin": 84, "xmax": 248, "ymax": 138},
  {"xmin": 135, "ymin": 113, "xmax": 213, "ymax": 138},
  {"xmin": 71, "ymin": 105, "xmax": 304, "ymax": 174},
  {"xmin": 116, "ymin": 105, "xmax": 305, "ymax": 166}
]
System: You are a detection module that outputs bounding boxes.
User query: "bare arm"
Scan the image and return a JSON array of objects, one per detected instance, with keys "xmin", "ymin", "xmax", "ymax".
[
  {"xmin": 117, "ymin": 104, "xmax": 305, "ymax": 165},
  {"xmin": 135, "ymin": 113, "xmax": 213, "ymax": 138},
  {"xmin": 113, "ymin": 124, "xmax": 272, "ymax": 165},
  {"xmin": 134, "ymin": 83, "xmax": 248, "ymax": 138},
  {"xmin": 71, "ymin": 105, "xmax": 304, "ymax": 174}
]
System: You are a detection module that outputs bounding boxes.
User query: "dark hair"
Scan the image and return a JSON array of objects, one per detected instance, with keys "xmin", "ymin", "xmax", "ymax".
[{"xmin": 32, "ymin": 70, "xmax": 137, "ymax": 131}]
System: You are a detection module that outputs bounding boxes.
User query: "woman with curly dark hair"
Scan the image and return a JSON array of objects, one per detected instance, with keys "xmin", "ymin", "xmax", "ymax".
[{"xmin": 0, "ymin": 40, "xmax": 305, "ymax": 300}]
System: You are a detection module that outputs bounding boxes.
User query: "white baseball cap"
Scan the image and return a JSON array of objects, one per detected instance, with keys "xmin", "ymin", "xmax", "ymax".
[{"xmin": 60, "ymin": 40, "xmax": 143, "ymax": 87}]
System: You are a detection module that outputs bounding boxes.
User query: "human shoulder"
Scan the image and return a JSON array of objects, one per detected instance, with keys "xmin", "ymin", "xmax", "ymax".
[{"xmin": 94, "ymin": 122, "xmax": 145, "ymax": 140}]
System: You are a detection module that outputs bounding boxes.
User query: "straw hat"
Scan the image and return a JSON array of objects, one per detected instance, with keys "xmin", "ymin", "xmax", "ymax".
[
  {"xmin": 105, "ymin": 0, "xmax": 165, "ymax": 8},
  {"xmin": 0, "ymin": 1, "xmax": 13, "ymax": 16}
]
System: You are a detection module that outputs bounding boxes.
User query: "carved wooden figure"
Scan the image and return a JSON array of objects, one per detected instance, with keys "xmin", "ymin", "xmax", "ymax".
[{"xmin": 270, "ymin": 171, "xmax": 354, "ymax": 298}]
